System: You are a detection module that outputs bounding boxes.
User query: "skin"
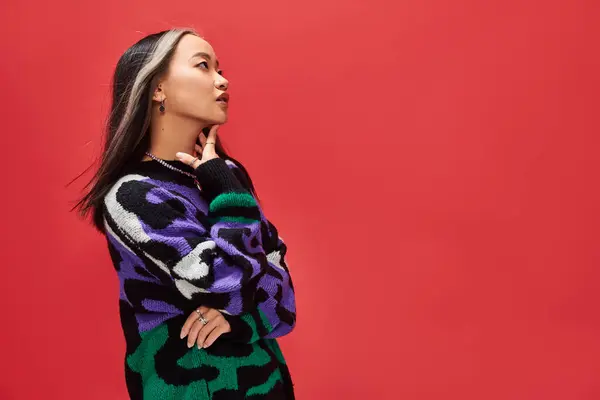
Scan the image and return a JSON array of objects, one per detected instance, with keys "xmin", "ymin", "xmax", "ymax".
[
  {"xmin": 179, "ymin": 305, "xmax": 232, "ymax": 349},
  {"xmin": 145, "ymin": 33, "xmax": 229, "ymax": 162},
  {"xmin": 177, "ymin": 128, "xmax": 230, "ymax": 349},
  {"xmin": 145, "ymin": 33, "xmax": 233, "ymax": 349}
]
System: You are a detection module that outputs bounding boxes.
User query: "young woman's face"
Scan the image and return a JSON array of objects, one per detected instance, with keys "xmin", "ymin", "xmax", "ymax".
[{"xmin": 156, "ymin": 34, "xmax": 229, "ymax": 124}]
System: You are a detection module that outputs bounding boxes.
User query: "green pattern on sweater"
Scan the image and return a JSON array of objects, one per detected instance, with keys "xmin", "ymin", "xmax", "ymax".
[
  {"xmin": 127, "ymin": 323, "xmax": 285, "ymax": 398},
  {"xmin": 210, "ymin": 192, "xmax": 258, "ymax": 214}
]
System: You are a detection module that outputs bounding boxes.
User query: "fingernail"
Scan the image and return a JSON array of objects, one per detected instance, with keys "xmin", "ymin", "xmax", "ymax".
[
  {"xmin": 197, "ymin": 343, "xmax": 203, "ymax": 349},
  {"xmin": 187, "ymin": 342, "xmax": 193, "ymax": 348},
  {"xmin": 203, "ymin": 343, "xmax": 210, "ymax": 348},
  {"xmin": 180, "ymin": 331, "xmax": 186, "ymax": 339},
  {"xmin": 175, "ymin": 152, "xmax": 183, "ymax": 158}
]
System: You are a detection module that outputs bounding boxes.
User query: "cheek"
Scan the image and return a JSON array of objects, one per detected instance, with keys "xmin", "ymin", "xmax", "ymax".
[{"xmin": 168, "ymin": 70, "xmax": 213, "ymax": 107}]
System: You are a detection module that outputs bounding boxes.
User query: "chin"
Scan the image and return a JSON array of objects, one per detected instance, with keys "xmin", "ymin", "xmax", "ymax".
[
  {"xmin": 195, "ymin": 110, "xmax": 228, "ymax": 125},
  {"xmin": 213, "ymin": 113, "xmax": 228, "ymax": 124}
]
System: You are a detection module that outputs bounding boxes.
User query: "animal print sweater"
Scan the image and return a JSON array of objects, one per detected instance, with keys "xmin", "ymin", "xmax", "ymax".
[{"xmin": 102, "ymin": 156, "xmax": 296, "ymax": 399}]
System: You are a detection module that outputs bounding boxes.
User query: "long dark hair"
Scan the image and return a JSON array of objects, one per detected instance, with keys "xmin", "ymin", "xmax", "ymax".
[{"xmin": 71, "ymin": 28, "xmax": 259, "ymax": 233}]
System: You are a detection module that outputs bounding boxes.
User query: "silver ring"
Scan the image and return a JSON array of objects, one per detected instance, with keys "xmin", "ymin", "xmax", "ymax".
[
  {"xmin": 205, "ymin": 142, "xmax": 216, "ymax": 145},
  {"xmin": 195, "ymin": 309, "xmax": 209, "ymax": 325},
  {"xmin": 192, "ymin": 157, "xmax": 199, "ymax": 165}
]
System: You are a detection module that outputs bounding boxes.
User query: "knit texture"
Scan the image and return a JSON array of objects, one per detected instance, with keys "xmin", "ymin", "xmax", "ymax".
[{"xmin": 103, "ymin": 157, "xmax": 296, "ymax": 399}]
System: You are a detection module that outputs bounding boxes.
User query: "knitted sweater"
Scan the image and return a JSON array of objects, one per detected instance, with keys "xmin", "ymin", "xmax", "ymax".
[{"xmin": 102, "ymin": 157, "xmax": 296, "ymax": 399}]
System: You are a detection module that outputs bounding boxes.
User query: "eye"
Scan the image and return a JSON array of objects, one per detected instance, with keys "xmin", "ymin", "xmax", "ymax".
[
  {"xmin": 217, "ymin": 70, "xmax": 224, "ymax": 76},
  {"xmin": 196, "ymin": 61, "xmax": 209, "ymax": 69}
]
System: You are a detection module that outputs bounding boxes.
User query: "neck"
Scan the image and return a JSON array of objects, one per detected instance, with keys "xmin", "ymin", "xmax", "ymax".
[{"xmin": 145, "ymin": 112, "xmax": 207, "ymax": 161}]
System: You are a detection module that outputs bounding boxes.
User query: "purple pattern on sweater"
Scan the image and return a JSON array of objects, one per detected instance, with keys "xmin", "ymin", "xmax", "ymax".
[
  {"xmin": 145, "ymin": 178, "xmax": 208, "ymax": 214},
  {"xmin": 209, "ymin": 257, "xmax": 246, "ymax": 293},
  {"xmin": 142, "ymin": 299, "xmax": 183, "ymax": 315},
  {"xmin": 226, "ymin": 290, "xmax": 244, "ymax": 315},
  {"xmin": 107, "ymin": 232, "xmax": 158, "ymax": 304},
  {"xmin": 136, "ymin": 311, "xmax": 177, "ymax": 332},
  {"xmin": 105, "ymin": 160, "xmax": 295, "ymax": 339}
]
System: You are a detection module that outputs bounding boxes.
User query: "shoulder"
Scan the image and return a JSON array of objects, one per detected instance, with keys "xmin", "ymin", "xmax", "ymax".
[
  {"xmin": 104, "ymin": 173, "xmax": 171, "ymax": 212},
  {"xmin": 103, "ymin": 174, "xmax": 194, "ymax": 234},
  {"xmin": 104, "ymin": 174, "xmax": 156, "ymax": 214},
  {"xmin": 102, "ymin": 158, "xmax": 242, "ymax": 229}
]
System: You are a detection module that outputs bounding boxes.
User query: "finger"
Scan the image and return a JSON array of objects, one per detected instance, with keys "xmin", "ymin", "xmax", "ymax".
[
  {"xmin": 195, "ymin": 144, "xmax": 203, "ymax": 155},
  {"xmin": 205, "ymin": 125, "xmax": 219, "ymax": 146},
  {"xmin": 181, "ymin": 306, "xmax": 209, "ymax": 339},
  {"xmin": 186, "ymin": 308, "xmax": 219, "ymax": 348},
  {"xmin": 195, "ymin": 318, "xmax": 220, "ymax": 349},
  {"xmin": 199, "ymin": 131, "xmax": 207, "ymax": 147},
  {"xmin": 175, "ymin": 151, "xmax": 201, "ymax": 168},
  {"xmin": 187, "ymin": 319, "xmax": 207, "ymax": 348},
  {"xmin": 199, "ymin": 126, "xmax": 219, "ymax": 160},
  {"xmin": 203, "ymin": 320, "xmax": 230, "ymax": 348},
  {"xmin": 192, "ymin": 308, "xmax": 221, "ymax": 347}
]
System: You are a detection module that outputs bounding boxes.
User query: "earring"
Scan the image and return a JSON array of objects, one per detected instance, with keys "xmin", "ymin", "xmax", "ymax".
[{"xmin": 159, "ymin": 99, "xmax": 165, "ymax": 113}]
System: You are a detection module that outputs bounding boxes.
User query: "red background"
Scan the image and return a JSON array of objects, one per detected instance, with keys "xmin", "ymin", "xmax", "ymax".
[{"xmin": 1, "ymin": 0, "xmax": 599, "ymax": 399}]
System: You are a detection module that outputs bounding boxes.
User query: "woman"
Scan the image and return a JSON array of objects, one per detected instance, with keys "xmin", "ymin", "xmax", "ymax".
[{"xmin": 74, "ymin": 28, "xmax": 296, "ymax": 399}]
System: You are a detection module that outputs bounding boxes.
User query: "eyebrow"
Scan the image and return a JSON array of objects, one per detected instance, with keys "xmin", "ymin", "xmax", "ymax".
[{"xmin": 189, "ymin": 52, "xmax": 219, "ymax": 68}]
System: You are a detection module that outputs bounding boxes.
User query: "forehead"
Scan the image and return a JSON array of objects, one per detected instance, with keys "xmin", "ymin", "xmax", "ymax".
[{"xmin": 173, "ymin": 34, "xmax": 217, "ymax": 62}]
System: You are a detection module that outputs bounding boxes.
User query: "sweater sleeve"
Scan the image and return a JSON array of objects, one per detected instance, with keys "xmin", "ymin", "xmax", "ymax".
[
  {"xmin": 103, "ymin": 157, "xmax": 295, "ymax": 342},
  {"xmin": 221, "ymin": 220, "xmax": 296, "ymax": 344}
]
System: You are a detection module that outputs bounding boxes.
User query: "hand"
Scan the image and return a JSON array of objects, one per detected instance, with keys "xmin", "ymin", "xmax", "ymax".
[
  {"xmin": 176, "ymin": 125, "xmax": 220, "ymax": 169},
  {"xmin": 180, "ymin": 306, "xmax": 232, "ymax": 349}
]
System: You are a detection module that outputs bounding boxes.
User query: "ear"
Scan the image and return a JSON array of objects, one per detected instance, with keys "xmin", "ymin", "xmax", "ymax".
[{"xmin": 152, "ymin": 84, "xmax": 165, "ymax": 102}]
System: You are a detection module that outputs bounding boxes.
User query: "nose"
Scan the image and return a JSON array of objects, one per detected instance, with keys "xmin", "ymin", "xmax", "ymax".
[{"xmin": 215, "ymin": 76, "xmax": 229, "ymax": 91}]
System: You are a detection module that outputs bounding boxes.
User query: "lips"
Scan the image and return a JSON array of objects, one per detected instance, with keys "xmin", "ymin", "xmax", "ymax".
[{"xmin": 216, "ymin": 93, "xmax": 229, "ymax": 104}]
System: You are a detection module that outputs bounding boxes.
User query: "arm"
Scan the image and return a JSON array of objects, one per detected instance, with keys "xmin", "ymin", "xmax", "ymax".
[
  {"xmin": 197, "ymin": 159, "xmax": 296, "ymax": 342},
  {"xmin": 221, "ymin": 226, "xmax": 296, "ymax": 343},
  {"xmin": 103, "ymin": 157, "xmax": 295, "ymax": 341}
]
